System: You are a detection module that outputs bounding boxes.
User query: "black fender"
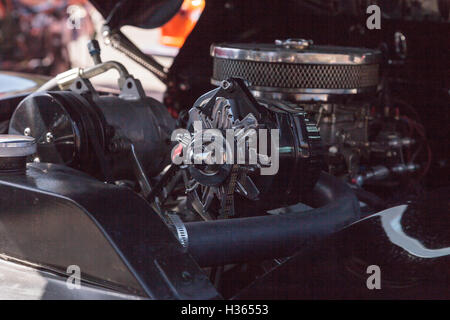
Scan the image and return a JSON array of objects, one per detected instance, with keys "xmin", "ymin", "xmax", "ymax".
[{"xmin": 234, "ymin": 188, "xmax": 450, "ymax": 299}]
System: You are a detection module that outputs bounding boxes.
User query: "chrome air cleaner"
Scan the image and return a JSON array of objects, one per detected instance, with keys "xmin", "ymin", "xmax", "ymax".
[{"xmin": 211, "ymin": 39, "xmax": 381, "ymax": 102}]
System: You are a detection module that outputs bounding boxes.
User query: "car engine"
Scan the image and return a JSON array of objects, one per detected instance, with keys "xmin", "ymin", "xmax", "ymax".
[
  {"xmin": 0, "ymin": 0, "xmax": 447, "ymax": 300},
  {"xmin": 210, "ymin": 40, "xmax": 421, "ymax": 188}
]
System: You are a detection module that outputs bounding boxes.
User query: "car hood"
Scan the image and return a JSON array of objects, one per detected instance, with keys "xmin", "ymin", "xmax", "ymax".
[
  {"xmin": 89, "ymin": 0, "xmax": 449, "ymax": 30},
  {"xmin": 89, "ymin": 0, "xmax": 183, "ymax": 29},
  {"xmin": 0, "ymin": 72, "xmax": 48, "ymax": 98}
]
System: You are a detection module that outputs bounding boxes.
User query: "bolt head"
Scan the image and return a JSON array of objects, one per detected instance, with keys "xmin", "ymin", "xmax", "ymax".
[
  {"xmin": 329, "ymin": 146, "xmax": 338, "ymax": 154},
  {"xmin": 221, "ymin": 80, "xmax": 232, "ymax": 90},
  {"xmin": 45, "ymin": 132, "xmax": 54, "ymax": 143}
]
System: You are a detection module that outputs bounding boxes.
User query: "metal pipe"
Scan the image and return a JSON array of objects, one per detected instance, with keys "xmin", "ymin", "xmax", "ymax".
[
  {"xmin": 353, "ymin": 163, "xmax": 420, "ymax": 186},
  {"xmin": 37, "ymin": 61, "xmax": 130, "ymax": 92}
]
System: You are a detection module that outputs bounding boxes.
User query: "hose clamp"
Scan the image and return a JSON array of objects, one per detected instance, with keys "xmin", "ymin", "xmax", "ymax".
[{"xmin": 167, "ymin": 214, "xmax": 189, "ymax": 248}]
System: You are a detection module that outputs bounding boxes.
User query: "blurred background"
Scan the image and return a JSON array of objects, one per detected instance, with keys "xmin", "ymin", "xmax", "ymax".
[{"xmin": 0, "ymin": 0, "xmax": 204, "ymax": 97}]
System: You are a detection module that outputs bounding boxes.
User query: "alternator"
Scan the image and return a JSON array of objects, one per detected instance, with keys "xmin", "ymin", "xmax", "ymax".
[{"xmin": 175, "ymin": 78, "xmax": 323, "ymax": 219}]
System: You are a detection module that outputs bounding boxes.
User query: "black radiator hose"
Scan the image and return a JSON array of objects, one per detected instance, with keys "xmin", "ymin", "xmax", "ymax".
[
  {"xmin": 352, "ymin": 186, "xmax": 386, "ymax": 212},
  {"xmin": 184, "ymin": 173, "xmax": 361, "ymax": 267}
]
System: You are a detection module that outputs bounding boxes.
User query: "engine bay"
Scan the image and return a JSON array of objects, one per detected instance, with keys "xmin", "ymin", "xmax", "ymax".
[{"xmin": 0, "ymin": 0, "xmax": 448, "ymax": 300}]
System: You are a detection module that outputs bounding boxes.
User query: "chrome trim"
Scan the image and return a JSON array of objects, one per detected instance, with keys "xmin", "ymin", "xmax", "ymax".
[
  {"xmin": 211, "ymin": 43, "xmax": 381, "ymax": 65},
  {"xmin": 0, "ymin": 135, "xmax": 36, "ymax": 157},
  {"xmin": 211, "ymin": 79, "xmax": 377, "ymax": 102},
  {"xmin": 251, "ymin": 90, "xmax": 347, "ymax": 103},
  {"xmin": 247, "ymin": 85, "xmax": 375, "ymax": 95}
]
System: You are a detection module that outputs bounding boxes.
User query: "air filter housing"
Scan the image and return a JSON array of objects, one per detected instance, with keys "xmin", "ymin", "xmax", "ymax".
[{"xmin": 211, "ymin": 39, "xmax": 381, "ymax": 102}]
